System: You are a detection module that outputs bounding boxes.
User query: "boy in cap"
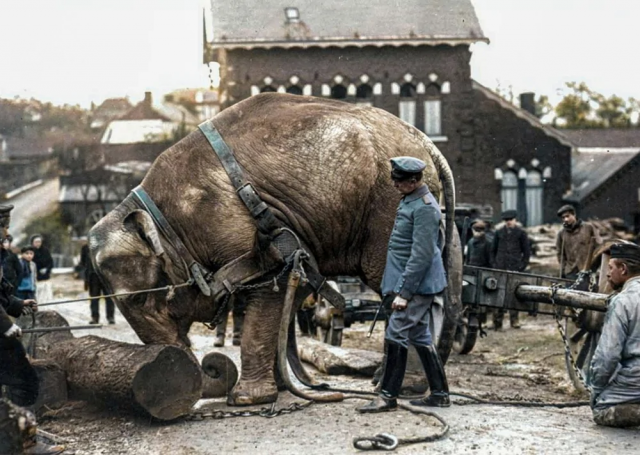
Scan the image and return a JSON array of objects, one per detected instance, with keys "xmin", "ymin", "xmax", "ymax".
[
  {"xmin": 16, "ymin": 246, "xmax": 37, "ymax": 301},
  {"xmin": 491, "ymin": 210, "xmax": 531, "ymax": 329},
  {"xmin": 588, "ymin": 243, "xmax": 640, "ymax": 427},
  {"xmin": 358, "ymin": 156, "xmax": 450, "ymax": 413},
  {"xmin": 465, "ymin": 220, "xmax": 493, "ymax": 268},
  {"xmin": 556, "ymin": 205, "xmax": 601, "ymax": 281}
]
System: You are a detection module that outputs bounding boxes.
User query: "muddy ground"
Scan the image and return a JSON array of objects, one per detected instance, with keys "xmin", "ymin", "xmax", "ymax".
[{"xmin": 31, "ymin": 274, "xmax": 640, "ymax": 454}]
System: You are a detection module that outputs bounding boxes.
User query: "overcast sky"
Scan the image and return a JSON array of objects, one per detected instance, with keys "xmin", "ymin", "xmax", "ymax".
[{"xmin": 0, "ymin": 0, "xmax": 638, "ymax": 108}]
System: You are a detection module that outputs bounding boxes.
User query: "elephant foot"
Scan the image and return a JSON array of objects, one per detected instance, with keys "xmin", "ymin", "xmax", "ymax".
[{"xmin": 227, "ymin": 379, "xmax": 278, "ymax": 406}]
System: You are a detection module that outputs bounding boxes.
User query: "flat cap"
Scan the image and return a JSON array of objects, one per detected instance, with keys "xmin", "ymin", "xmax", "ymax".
[
  {"xmin": 501, "ymin": 209, "xmax": 518, "ymax": 220},
  {"xmin": 471, "ymin": 220, "xmax": 487, "ymax": 230},
  {"xmin": 390, "ymin": 157, "xmax": 427, "ymax": 174},
  {"xmin": 557, "ymin": 204, "xmax": 576, "ymax": 217},
  {"xmin": 0, "ymin": 205, "xmax": 14, "ymax": 215},
  {"xmin": 610, "ymin": 243, "xmax": 640, "ymax": 263}
]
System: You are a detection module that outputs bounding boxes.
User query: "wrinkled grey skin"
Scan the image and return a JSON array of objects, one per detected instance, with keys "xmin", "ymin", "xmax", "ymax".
[{"xmin": 89, "ymin": 93, "xmax": 455, "ymax": 406}]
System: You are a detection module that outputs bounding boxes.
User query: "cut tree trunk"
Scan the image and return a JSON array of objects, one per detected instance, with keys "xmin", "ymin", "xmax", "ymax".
[
  {"xmin": 201, "ymin": 352, "xmax": 239, "ymax": 398},
  {"xmin": 297, "ymin": 336, "xmax": 382, "ymax": 376},
  {"xmin": 45, "ymin": 336, "xmax": 202, "ymax": 421},
  {"xmin": 0, "ymin": 398, "xmax": 36, "ymax": 454}
]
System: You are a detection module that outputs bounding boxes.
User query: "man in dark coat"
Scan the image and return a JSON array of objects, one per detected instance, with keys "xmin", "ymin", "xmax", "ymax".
[
  {"xmin": 358, "ymin": 157, "xmax": 449, "ymax": 413},
  {"xmin": 491, "ymin": 210, "xmax": 531, "ymax": 329},
  {"xmin": 0, "ymin": 206, "xmax": 65, "ymax": 454},
  {"xmin": 80, "ymin": 243, "xmax": 115, "ymax": 324},
  {"xmin": 556, "ymin": 204, "xmax": 601, "ymax": 281},
  {"xmin": 31, "ymin": 234, "xmax": 54, "ymax": 304},
  {"xmin": 465, "ymin": 220, "xmax": 492, "ymax": 268}
]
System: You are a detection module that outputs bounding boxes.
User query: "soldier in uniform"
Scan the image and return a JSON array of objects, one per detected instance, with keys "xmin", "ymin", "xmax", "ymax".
[
  {"xmin": 0, "ymin": 205, "xmax": 65, "ymax": 454},
  {"xmin": 556, "ymin": 204, "xmax": 601, "ymax": 281},
  {"xmin": 588, "ymin": 243, "xmax": 640, "ymax": 427},
  {"xmin": 491, "ymin": 210, "xmax": 531, "ymax": 329},
  {"xmin": 358, "ymin": 157, "xmax": 449, "ymax": 413}
]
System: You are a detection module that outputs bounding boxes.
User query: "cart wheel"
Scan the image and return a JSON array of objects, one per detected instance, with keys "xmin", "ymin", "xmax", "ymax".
[
  {"xmin": 453, "ymin": 315, "xmax": 478, "ymax": 355},
  {"xmin": 565, "ymin": 316, "xmax": 600, "ymax": 392}
]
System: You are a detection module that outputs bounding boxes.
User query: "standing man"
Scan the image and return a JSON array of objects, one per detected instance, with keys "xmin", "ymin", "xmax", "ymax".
[
  {"xmin": 0, "ymin": 205, "xmax": 65, "ymax": 454},
  {"xmin": 492, "ymin": 210, "xmax": 531, "ymax": 329},
  {"xmin": 465, "ymin": 220, "xmax": 493, "ymax": 268},
  {"xmin": 358, "ymin": 157, "xmax": 449, "ymax": 413},
  {"xmin": 588, "ymin": 243, "xmax": 640, "ymax": 427},
  {"xmin": 30, "ymin": 235, "xmax": 54, "ymax": 304},
  {"xmin": 556, "ymin": 205, "xmax": 601, "ymax": 281},
  {"xmin": 80, "ymin": 242, "xmax": 115, "ymax": 325}
]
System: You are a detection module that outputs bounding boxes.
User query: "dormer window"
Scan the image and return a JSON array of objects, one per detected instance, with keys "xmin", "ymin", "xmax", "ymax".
[{"xmin": 285, "ymin": 7, "xmax": 300, "ymax": 23}]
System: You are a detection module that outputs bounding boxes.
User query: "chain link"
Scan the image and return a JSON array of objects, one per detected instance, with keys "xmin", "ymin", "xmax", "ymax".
[{"xmin": 185, "ymin": 401, "xmax": 312, "ymax": 421}]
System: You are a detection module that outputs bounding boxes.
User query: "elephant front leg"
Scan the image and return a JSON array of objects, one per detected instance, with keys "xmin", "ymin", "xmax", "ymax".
[{"xmin": 228, "ymin": 290, "xmax": 284, "ymax": 406}]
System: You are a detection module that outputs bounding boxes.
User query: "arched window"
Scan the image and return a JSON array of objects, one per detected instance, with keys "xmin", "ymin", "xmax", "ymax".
[
  {"xmin": 356, "ymin": 83, "xmax": 373, "ymax": 106},
  {"xmin": 526, "ymin": 170, "xmax": 544, "ymax": 226},
  {"xmin": 424, "ymin": 83, "xmax": 442, "ymax": 136},
  {"xmin": 331, "ymin": 84, "xmax": 347, "ymax": 99},
  {"xmin": 260, "ymin": 85, "xmax": 277, "ymax": 93},
  {"xmin": 501, "ymin": 171, "xmax": 518, "ymax": 213},
  {"xmin": 286, "ymin": 85, "xmax": 303, "ymax": 95},
  {"xmin": 399, "ymin": 83, "xmax": 416, "ymax": 126}
]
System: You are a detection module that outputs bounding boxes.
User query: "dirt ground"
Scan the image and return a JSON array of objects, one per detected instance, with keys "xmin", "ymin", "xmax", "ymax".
[{"xmin": 31, "ymin": 274, "xmax": 640, "ymax": 454}]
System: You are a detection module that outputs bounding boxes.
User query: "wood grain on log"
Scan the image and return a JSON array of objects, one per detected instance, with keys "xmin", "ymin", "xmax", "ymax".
[
  {"xmin": 45, "ymin": 336, "xmax": 202, "ymax": 420},
  {"xmin": 297, "ymin": 337, "xmax": 382, "ymax": 376}
]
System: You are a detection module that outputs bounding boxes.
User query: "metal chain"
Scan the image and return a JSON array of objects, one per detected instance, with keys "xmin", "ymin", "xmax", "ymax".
[
  {"xmin": 549, "ymin": 282, "xmax": 592, "ymax": 392},
  {"xmin": 185, "ymin": 401, "xmax": 312, "ymax": 421}
]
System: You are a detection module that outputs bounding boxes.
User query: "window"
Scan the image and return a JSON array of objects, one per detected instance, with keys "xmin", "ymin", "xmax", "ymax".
[
  {"xmin": 501, "ymin": 171, "xmax": 518, "ymax": 213},
  {"xmin": 526, "ymin": 171, "xmax": 543, "ymax": 226},
  {"xmin": 286, "ymin": 85, "xmax": 303, "ymax": 95},
  {"xmin": 260, "ymin": 85, "xmax": 277, "ymax": 93},
  {"xmin": 424, "ymin": 100, "xmax": 442, "ymax": 136},
  {"xmin": 284, "ymin": 7, "xmax": 299, "ymax": 22},
  {"xmin": 331, "ymin": 84, "xmax": 347, "ymax": 99},
  {"xmin": 356, "ymin": 83, "xmax": 373, "ymax": 106},
  {"xmin": 398, "ymin": 83, "xmax": 416, "ymax": 125}
]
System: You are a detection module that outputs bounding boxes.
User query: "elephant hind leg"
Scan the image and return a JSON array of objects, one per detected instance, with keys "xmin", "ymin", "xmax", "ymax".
[{"xmin": 228, "ymin": 289, "xmax": 283, "ymax": 406}]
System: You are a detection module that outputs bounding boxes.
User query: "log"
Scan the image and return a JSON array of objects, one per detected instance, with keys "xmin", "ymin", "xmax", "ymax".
[
  {"xmin": 201, "ymin": 352, "xmax": 239, "ymax": 398},
  {"xmin": 30, "ymin": 360, "xmax": 68, "ymax": 414},
  {"xmin": 297, "ymin": 337, "xmax": 382, "ymax": 376},
  {"xmin": 45, "ymin": 336, "xmax": 202, "ymax": 421},
  {"xmin": 0, "ymin": 398, "xmax": 36, "ymax": 454}
]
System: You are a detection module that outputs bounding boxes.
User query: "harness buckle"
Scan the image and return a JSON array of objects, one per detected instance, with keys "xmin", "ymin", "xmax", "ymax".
[{"xmin": 223, "ymin": 279, "xmax": 235, "ymax": 294}]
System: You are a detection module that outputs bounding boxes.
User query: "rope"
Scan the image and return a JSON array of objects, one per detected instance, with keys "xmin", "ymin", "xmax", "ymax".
[{"xmin": 37, "ymin": 280, "xmax": 193, "ymax": 307}]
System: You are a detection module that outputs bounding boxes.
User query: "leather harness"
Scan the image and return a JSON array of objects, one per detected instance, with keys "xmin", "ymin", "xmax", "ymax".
[{"xmin": 127, "ymin": 121, "xmax": 344, "ymax": 312}]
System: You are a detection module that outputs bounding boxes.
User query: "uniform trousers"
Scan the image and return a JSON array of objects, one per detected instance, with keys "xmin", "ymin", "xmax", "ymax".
[
  {"xmin": 385, "ymin": 294, "xmax": 434, "ymax": 348},
  {"xmin": 88, "ymin": 273, "xmax": 114, "ymax": 321},
  {"xmin": 0, "ymin": 338, "xmax": 39, "ymax": 407}
]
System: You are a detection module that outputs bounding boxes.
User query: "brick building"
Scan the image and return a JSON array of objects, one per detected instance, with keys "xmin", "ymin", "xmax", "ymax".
[{"xmin": 205, "ymin": 0, "xmax": 572, "ymax": 225}]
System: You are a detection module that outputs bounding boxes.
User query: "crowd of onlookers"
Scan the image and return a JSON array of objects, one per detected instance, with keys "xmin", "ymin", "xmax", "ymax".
[{"xmin": 1, "ymin": 234, "xmax": 53, "ymax": 304}]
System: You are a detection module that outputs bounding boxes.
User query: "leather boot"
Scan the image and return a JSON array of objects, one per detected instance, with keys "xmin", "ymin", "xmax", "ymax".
[
  {"xmin": 372, "ymin": 340, "xmax": 389, "ymax": 387},
  {"xmin": 23, "ymin": 434, "xmax": 65, "ymax": 455},
  {"xmin": 232, "ymin": 312, "xmax": 244, "ymax": 346},
  {"xmin": 410, "ymin": 344, "xmax": 450, "ymax": 408},
  {"xmin": 357, "ymin": 341, "xmax": 407, "ymax": 413},
  {"xmin": 509, "ymin": 310, "xmax": 521, "ymax": 329}
]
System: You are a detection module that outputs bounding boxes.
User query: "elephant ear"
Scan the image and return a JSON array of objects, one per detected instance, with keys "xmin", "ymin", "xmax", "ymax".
[{"xmin": 123, "ymin": 210, "xmax": 186, "ymax": 284}]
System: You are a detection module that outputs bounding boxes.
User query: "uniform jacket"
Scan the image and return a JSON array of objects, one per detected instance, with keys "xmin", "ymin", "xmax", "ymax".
[
  {"xmin": 0, "ymin": 257, "xmax": 25, "ymax": 335},
  {"xmin": 381, "ymin": 184, "xmax": 447, "ymax": 300},
  {"xmin": 2, "ymin": 250, "xmax": 21, "ymax": 290},
  {"xmin": 556, "ymin": 221, "xmax": 601, "ymax": 277},
  {"xmin": 491, "ymin": 225, "xmax": 530, "ymax": 272},
  {"xmin": 465, "ymin": 236, "xmax": 492, "ymax": 268},
  {"xmin": 589, "ymin": 276, "xmax": 640, "ymax": 409}
]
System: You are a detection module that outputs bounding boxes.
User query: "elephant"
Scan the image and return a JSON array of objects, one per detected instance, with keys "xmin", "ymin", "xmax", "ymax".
[{"xmin": 89, "ymin": 93, "xmax": 461, "ymax": 406}]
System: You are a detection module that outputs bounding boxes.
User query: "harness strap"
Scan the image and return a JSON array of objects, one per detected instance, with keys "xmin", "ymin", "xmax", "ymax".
[{"xmin": 131, "ymin": 187, "xmax": 212, "ymax": 297}]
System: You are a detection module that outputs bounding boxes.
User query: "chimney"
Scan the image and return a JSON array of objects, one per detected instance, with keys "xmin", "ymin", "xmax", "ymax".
[
  {"xmin": 520, "ymin": 92, "xmax": 536, "ymax": 116},
  {"xmin": 143, "ymin": 91, "xmax": 152, "ymax": 107}
]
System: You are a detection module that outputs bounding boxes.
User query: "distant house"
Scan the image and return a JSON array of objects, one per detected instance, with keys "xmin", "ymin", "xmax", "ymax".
[
  {"xmin": 562, "ymin": 129, "xmax": 640, "ymax": 229},
  {"xmin": 90, "ymin": 98, "xmax": 133, "ymax": 130},
  {"xmin": 165, "ymin": 88, "xmax": 220, "ymax": 122},
  {"xmin": 204, "ymin": 0, "xmax": 573, "ymax": 225}
]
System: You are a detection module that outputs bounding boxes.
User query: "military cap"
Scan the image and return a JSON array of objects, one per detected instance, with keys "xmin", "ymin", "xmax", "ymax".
[
  {"xmin": 390, "ymin": 157, "xmax": 427, "ymax": 173},
  {"xmin": 0, "ymin": 205, "xmax": 14, "ymax": 216},
  {"xmin": 501, "ymin": 209, "xmax": 518, "ymax": 220},
  {"xmin": 557, "ymin": 204, "xmax": 576, "ymax": 217},
  {"xmin": 610, "ymin": 243, "xmax": 640, "ymax": 263}
]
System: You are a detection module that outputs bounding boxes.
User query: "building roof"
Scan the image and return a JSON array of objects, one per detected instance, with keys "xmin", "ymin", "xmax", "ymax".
[
  {"xmin": 207, "ymin": 0, "xmax": 488, "ymax": 50},
  {"xmin": 560, "ymin": 128, "xmax": 640, "ymax": 148},
  {"xmin": 58, "ymin": 183, "xmax": 122, "ymax": 203},
  {"xmin": 3, "ymin": 135, "xmax": 54, "ymax": 159},
  {"xmin": 472, "ymin": 80, "xmax": 574, "ymax": 148},
  {"xmin": 566, "ymin": 148, "xmax": 640, "ymax": 203},
  {"xmin": 90, "ymin": 98, "xmax": 133, "ymax": 129},
  {"xmin": 100, "ymin": 119, "xmax": 179, "ymax": 145}
]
